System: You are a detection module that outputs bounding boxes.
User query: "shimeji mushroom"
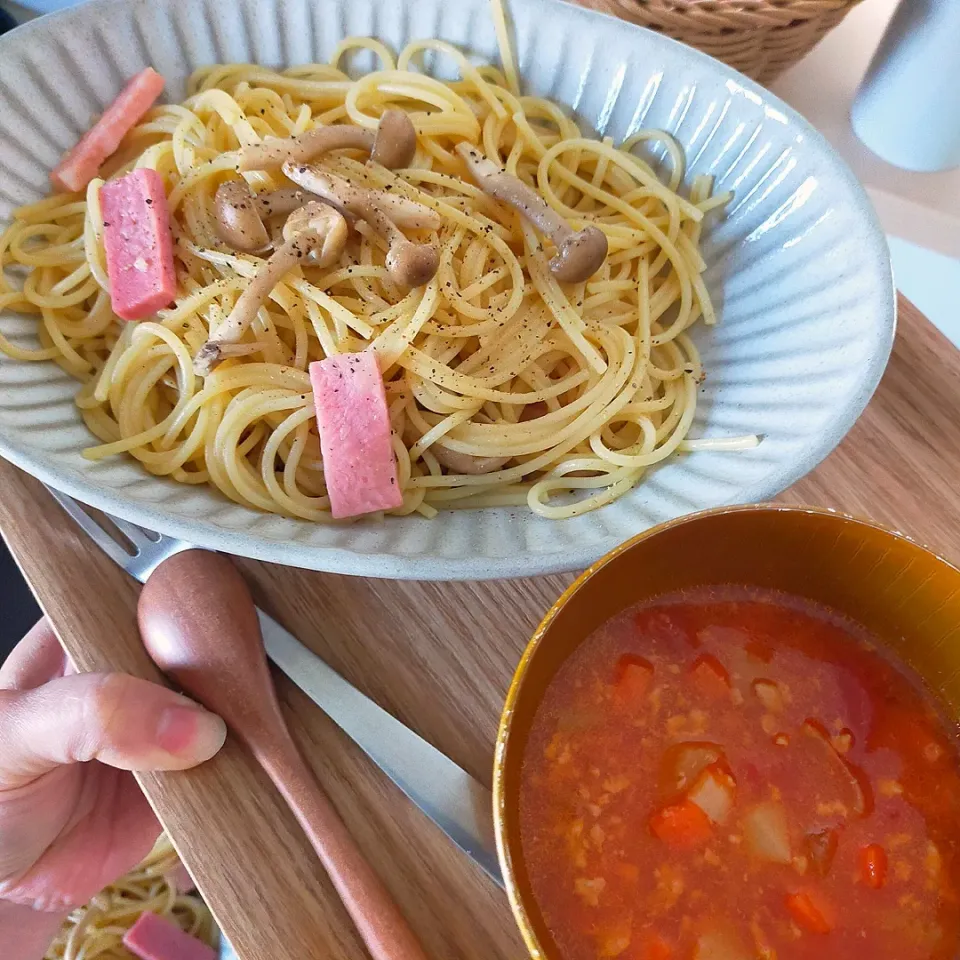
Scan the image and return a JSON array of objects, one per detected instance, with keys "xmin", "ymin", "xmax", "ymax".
[
  {"xmin": 280, "ymin": 162, "xmax": 442, "ymax": 231},
  {"xmin": 430, "ymin": 445, "xmax": 511, "ymax": 475},
  {"xmin": 213, "ymin": 182, "xmax": 323, "ymax": 252},
  {"xmin": 454, "ymin": 142, "xmax": 608, "ymax": 283},
  {"xmin": 403, "ymin": 422, "xmax": 511, "ymax": 475},
  {"xmin": 282, "ymin": 162, "xmax": 439, "ymax": 289},
  {"xmin": 193, "ymin": 202, "xmax": 349, "ymax": 376},
  {"xmin": 237, "ymin": 108, "xmax": 418, "ymax": 172}
]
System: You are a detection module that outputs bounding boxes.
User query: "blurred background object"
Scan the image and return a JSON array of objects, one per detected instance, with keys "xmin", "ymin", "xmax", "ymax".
[
  {"xmin": 851, "ymin": 0, "xmax": 960, "ymax": 173},
  {"xmin": 567, "ymin": 0, "xmax": 863, "ymax": 84}
]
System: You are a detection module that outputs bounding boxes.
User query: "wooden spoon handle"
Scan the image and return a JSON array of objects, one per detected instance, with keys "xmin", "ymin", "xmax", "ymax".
[{"xmin": 260, "ymin": 736, "xmax": 430, "ymax": 960}]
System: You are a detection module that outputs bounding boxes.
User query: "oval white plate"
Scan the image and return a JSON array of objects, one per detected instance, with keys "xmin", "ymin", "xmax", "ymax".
[{"xmin": 0, "ymin": 0, "xmax": 894, "ymax": 580}]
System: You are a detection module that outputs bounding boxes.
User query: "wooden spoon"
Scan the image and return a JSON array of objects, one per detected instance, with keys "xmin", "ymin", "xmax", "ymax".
[{"xmin": 137, "ymin": 549, "xmax": 430, "ymax": 960}]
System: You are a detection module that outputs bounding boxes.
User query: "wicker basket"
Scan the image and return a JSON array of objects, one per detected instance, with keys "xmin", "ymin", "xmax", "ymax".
[{"xmin": 566, "ymin": 0, "xmax": 864, "ymax": 85}]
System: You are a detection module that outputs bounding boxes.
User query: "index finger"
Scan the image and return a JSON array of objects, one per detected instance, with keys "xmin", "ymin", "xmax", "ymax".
[{"xmin": 0, "ymin": 619, "xmax": 68, "ymax": 691}]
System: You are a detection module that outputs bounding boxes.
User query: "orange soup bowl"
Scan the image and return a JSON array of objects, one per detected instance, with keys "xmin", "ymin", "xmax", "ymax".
[{"xmin": 493, "ymin": 503, "xmax": 960, "ymax": 959}]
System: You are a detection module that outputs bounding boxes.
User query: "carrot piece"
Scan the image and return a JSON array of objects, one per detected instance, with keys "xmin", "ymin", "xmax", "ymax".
[
  {"xmin": 689, "ymin": 654, "xmax": 731, "ymax": 700},
  {"xmin": 785, "ymin": 890, "xmax": 835, "ymax": 934},
  {"xmin": 649, "ymin": 799, "xmax": 713, "ymax": 849},
  {"xmin": 860, "ymin": 843, "xmax": 888, "ymax": 889},
  {"xmin": 639, "ymin": 933, "xmax": 672, "ymax": 960},
  {"xmin": 614, "ymin": 654, "xmax": 654, "ymax": 702}
]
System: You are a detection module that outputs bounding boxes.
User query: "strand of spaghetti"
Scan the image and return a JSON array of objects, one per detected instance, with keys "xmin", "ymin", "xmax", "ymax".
[
  {"xmin": 528, "ymin": 462, "xmax": 641, "ymax": 519},
  {"xmin": 371, "ymin": 278, "xmax": 441, "ymax": 368},
  {"xmin": 409, "ymin": 327, "xmax": 636, "ymax": 477},
  {"xmin": 83, "ymin": 324, "xmax": 195, "ymax": 458},
  {"xmin": 403, "ymin": 345, "xmax": 590, "ymax": 405},
  {"xmin": 397, "ymin": 40, "xmax": 508, "ymax": 120},
  {"xmin": 331, "ymin": 36, "xmax": 397, "ymax": 72},
  {"xmin": 490, "ymin": 0, "xmax": 521, "ymax": 95},
  {"xmin": 521, "ymin": 220, "xmax": 606, "ymax": 373}
]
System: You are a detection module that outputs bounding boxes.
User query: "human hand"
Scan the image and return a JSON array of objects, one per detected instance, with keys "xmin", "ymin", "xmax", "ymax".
[{"xmin": 0, "ymin": 619, "xmax": 226, "ymax": 958}]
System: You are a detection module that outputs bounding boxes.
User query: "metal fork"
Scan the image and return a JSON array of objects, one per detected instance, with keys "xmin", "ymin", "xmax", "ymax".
[
  {"xmin": 48, "ymin": 488, "xmax": 195, "ymax": 580},
  {"xmin": 44, "ymin": 486, "xmax": 502, "ymax": 886}
]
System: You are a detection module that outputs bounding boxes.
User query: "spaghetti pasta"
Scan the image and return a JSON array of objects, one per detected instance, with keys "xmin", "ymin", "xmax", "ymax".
[
  {"xmin": 43, "ymin": 835, "xmax": 216, "ymax": 960},
  {"xmin": 0, "ymin": 3, "xmax": 744, "ymax": 522}
]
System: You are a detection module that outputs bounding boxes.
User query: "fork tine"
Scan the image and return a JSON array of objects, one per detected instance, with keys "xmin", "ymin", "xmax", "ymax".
[
  {"xmin": 108, "ymin": 514, "xmax": 158, "ymax": 548},
  {"xmin": 46, "ymin": 488, "xmax": 136, "ymax": 567}
]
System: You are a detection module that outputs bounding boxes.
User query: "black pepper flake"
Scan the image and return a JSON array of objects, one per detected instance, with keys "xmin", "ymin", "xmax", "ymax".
[{"xmin": 102, "ymin": 221, "xmax": 112, "ymax": 227}]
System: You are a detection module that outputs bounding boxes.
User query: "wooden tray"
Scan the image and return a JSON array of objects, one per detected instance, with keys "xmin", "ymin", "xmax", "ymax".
[{"xmin": 1, "ymin": 294, "xmax": 958, "ymax": 959}]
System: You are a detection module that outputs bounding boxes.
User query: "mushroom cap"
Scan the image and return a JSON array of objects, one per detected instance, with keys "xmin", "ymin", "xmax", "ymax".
[
  {"xmin": 283, "ymin": 201, "xmax": 349, "ymax": 268},
  {"xmin": 385, "ymin": 238, "xmax": 440, "ymax": 288},
  {"xmin": 432, "ymin": 445, "xmax": 510, "ymax": 475},
  {"xmin": 371, "ymin": 109, "xmax": 417, "ymax": 169},
  {"xmin": 549, "ymin": 225, "xmax": 609, "ymax": 283},
  {"xmin": 213, "ymin": 180, "xmax": 270, "ymax": 253}
]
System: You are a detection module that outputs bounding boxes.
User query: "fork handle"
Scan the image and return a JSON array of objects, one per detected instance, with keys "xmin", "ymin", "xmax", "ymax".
[{"xmin": 257, "ymin": 732, "xmax": 431, "ymax": 960}]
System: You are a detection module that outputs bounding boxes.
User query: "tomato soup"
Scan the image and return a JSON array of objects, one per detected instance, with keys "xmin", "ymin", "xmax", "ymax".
[{"xmin": 518, "ymin": 588, "xmax": 960, "ymax": 960}]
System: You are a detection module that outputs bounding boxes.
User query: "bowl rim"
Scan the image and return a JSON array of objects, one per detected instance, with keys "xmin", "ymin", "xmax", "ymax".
[
  {"xmin": 491, "ymin": 501, "xmax": 959, "ymax": 958},
  {"xmin": 0, "ymin": 0, "xmax": 895, "ymax": 580}
]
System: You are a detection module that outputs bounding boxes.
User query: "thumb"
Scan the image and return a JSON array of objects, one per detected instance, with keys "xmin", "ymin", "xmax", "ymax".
[{"xmin": 0, "ymin": 673, "xmax": 227, "ymax": 789}]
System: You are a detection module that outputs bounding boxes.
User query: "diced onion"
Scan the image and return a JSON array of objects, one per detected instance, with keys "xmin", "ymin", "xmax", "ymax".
[
  {"xmin": 688, "ymin": 766, "xmax": 736, "ymax": 825},
  {"xmin": 742, "ymin": 801, "xmax": 792, "ymax": 864},
  {"xmin": 695, "ymin": 928, "xmax": 750, "ymax": 960},
  {"xmin": 659, "ymin": 741, "xmax": 723, "ymax": 797},
  {"xmin": 753, "ymin": 679, "xmax": 784, "ymax": 714}
]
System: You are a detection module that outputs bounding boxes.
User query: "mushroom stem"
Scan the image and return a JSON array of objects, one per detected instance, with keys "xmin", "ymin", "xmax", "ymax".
[
  {"xmin": 254, "ymin": 187, "xmax": 313, "ymax": 220},
  {"xmin": 282, "ymin": 163, "xmax": 441, "ymax": 231},
  {"xmin": 238, "ymin": 109, "xmax": 417, "ymax": 172},
  {"xmin": 455, "ymin": 142, "xmax": 608, "ymax": 283},
  {"xmin": 282, "ymin": 162, "xmax": 440, "ymax": 288},
  {"xmin": 194, "ymin": 202, "xmax": 348, "ymax": 376}
]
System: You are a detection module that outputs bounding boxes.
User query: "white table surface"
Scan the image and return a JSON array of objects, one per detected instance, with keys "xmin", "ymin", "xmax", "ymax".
[{"xmin": 2, "ymin": 0, "xmax": 958, "ymax": 343}]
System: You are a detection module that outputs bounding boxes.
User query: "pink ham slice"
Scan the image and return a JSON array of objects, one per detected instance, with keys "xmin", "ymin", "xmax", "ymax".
[
  {"xmin": 310, "ymin": 351, "xmax": 403, "ymax": 519},
  {"xmin": 122, "ymin": 912, "xmax": 216, "ymax": 960},
  {"xmin": 164, "ymin": 859, "xmax": 196, "ymax": 893},
  {"xmin": 100, "ymin": 168, "xmax": 176, "ymax": 321},
  {"xmin": 51, "ymin": 67, "xmax": 165, "ymax": 193}
]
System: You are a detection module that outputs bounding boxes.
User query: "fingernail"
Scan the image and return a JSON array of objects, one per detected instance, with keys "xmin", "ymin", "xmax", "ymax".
[{"xmin": 156, "ymin": 702, "xmax": 227, "ymax": 761}]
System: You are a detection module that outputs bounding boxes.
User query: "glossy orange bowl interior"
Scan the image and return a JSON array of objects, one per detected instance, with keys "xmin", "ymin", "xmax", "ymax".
[{"xmin": 493, "ymin": 503, "xmax": 960, "ymax": 959}]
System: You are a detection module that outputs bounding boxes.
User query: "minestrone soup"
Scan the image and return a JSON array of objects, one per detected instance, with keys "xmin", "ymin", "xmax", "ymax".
[{"xmin": 519, "ymin": 588, "xmax": 960, "ymax": 960}]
